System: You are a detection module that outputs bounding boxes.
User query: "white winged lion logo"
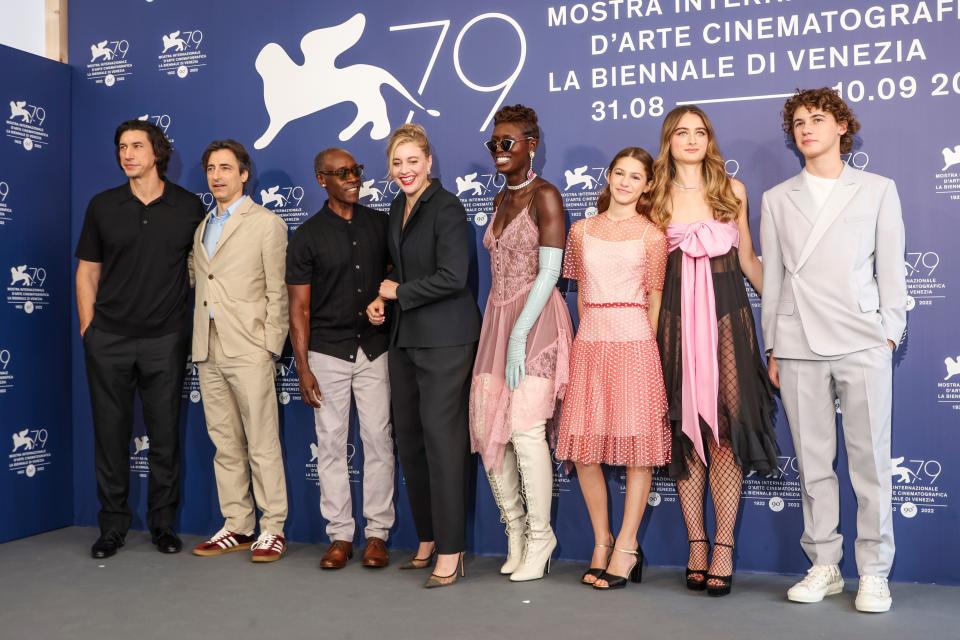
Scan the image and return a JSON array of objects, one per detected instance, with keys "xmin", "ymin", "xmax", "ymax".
[
  {"xmin": 456, "ymin": 173, "xmax": 485, "ymax": 197},
  {"xmin": 942, "ymin": 145, "xmax": 960, "ymax": 172},
  {"xmin": 90, "ymin": 41, "xmax": 114, "ymax": 62},
  {"xmin": 12, "ymin": 429, "xmax": 35, "ymax": 452},
  {"xmin": 564, "ymin": 166, "xmax": 598, "ymax": 191},
  {"xmin": 253, "ymin": 14, "xmax": 439, "ymax": 149},
  {"xmin": 945, "ymin": 355, "xmax": 960, "ymax": 381},
  {"xmin": 259, "ymin": 186, "xmax": 286, "ymax": 209},
  {"xmin": 162, "ymin": 31, "xmax": 187, "ymax": 53},
  {"xmin": 134, "ymin": 436, "xmax": 150, "ymax": 455}
]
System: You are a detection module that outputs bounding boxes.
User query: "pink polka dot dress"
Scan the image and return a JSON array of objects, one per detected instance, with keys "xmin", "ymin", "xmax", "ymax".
[{"xmin": 555, "ymin": 213, "xmax": 671, "ymax": 467}]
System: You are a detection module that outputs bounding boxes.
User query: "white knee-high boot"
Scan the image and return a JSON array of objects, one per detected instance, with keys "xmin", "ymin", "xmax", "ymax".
[
  {"xmin": 509, "ymin": 422, "xmax": 557, "ymax": 582},
  {"xmin": 486, "ymin": 442, "xmax": 526, "ymax": 574}
]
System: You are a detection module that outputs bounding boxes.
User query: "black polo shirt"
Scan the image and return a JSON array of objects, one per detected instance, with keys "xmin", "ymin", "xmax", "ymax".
[
  {"xmin": 75, "ymin": 180, "xmax": 205, "ymax": 337},
  {"xmin": 285, "ymin": 202, "xmax": 390, "ymax": 362}
]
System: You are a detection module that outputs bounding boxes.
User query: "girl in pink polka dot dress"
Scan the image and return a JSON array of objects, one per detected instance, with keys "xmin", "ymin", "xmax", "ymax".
[{"xmin": 555, "ymin": 147, "xmax": 671, "ymax": 590}]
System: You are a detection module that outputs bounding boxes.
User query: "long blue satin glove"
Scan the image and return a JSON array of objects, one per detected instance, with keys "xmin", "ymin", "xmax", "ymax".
[{"xmin": 505, "ymin": 246, "xmax": 563, "ymax": 391}]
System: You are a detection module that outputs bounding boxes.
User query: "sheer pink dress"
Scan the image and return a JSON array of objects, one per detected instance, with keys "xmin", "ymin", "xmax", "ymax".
[
  {"xmin": 555, "ymin": 214, "xmax": 671, "ymax": 467},
  {"xmin": 469, "ymin": 206, "xmax": 574, "ymax": 472}
]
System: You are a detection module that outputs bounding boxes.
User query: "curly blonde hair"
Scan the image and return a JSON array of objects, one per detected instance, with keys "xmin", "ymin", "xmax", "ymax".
[{"xmin": 650, "ymin": 105, "xmax": 740, "ymax": 228}]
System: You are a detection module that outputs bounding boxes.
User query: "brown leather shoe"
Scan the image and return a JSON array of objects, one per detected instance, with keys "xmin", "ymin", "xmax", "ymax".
[
  {"xmin": 361, "ymin": 537, "xmax": 389, "ymax": 568},
  {"xmin": 320, "ymin": 540, "xmax": 353, "ymax": 570}
]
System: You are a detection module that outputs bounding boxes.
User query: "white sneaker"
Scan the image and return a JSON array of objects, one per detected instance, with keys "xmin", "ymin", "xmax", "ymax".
[
  {"xmin": 787, "ymin": 564, "xmax": 844, "ymax": 603},
  {"xmin": 855, "ymin": 575, "xmax": 892, "ymax": 613}
]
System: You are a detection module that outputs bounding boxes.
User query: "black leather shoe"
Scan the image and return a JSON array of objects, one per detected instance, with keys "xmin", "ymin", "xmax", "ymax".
[
  {"xmin": 91, "ymin": 531, "xmax": 125, "ymax": 559},
  {"xmin": 151, "ymin": 528, "xmax": 183, "ymax": 554}
]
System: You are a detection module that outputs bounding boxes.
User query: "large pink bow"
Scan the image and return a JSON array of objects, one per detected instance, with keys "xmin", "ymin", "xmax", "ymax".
[{"xmin": 666, "ymin": 221, "xmax": 740, "ymax": 465}]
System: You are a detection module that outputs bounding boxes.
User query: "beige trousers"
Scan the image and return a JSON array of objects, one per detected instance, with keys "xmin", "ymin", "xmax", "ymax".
[{"xmin": 198, "ymin": 321, "xmax": 288, "ymax": 536}]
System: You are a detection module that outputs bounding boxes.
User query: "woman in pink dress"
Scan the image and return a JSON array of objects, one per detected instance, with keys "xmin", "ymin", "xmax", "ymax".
[
  {"xmin": 651, "ymin": 105, "xmax": 778, "ymax": 597},
  {"xmin": 469, "ymin": 105, "xmax": 572, "ymax": 582},
  {"xmin": 555, "ymin": 147, "xmax": 671, "ymax": 590}
]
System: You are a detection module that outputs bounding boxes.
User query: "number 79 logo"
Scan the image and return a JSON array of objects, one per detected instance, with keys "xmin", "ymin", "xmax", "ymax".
[{"xmin": 390, "ymin": 13, "xmax": 526, "ymax": 132}]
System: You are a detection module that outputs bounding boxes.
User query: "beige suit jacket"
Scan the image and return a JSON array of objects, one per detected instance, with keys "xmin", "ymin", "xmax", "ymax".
[
  {"xmin": 759, "ymin": 165, "xmax": 906, "ymax": 359},
  {"xmin": 191, "ymin": 197, "xmax": 289, "ymax": 361}
]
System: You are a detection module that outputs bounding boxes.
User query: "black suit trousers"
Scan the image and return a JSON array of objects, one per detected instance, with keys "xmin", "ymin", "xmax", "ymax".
[
  {"xmin": 83, "ymin": 327, "xmax": 188, "ymax": 534},
  {"xmin": 389, "ymin": 342, "xmax": 476, "ymax": 554}
]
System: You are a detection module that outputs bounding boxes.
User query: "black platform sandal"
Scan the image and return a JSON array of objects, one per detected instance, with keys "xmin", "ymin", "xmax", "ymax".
[
  {"xmin": 706, "ymin": 543, "xmax": 734, "ymax": 597},
  {"xmin": 686, "ymin": 539, "xmax": 710, "ymax": 591}
]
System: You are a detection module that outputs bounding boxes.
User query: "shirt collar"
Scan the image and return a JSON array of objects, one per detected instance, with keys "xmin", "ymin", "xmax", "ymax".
[
  {"xmin": 120, "ymin": 178, "xmax": 172, "ymax": 205},
  {"xmin": 320, "ymin": 200, "xmax": 357, "ymax": 225},
  {"xmin": 209, "ymin": 195, "xmax": 246, "ymax": 221}
]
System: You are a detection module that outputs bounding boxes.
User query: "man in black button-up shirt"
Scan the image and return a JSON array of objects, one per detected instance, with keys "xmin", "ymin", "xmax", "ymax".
[
  {"xmin": 75, "ymin": 120, "xmax": 204, "ymax": 559},
  {"xmin": 286, "ymin": 148, "xmax": 394, "ymax": 569}
]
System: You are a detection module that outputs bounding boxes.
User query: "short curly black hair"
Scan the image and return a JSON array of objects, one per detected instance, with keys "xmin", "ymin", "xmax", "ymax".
[
  {"xmin": 492, "ymin": 104, "xmax": 540, "ymax": 138},
  {"xmin": 782, "ymin": 88, "xmax": 861, "ymax": 155}
]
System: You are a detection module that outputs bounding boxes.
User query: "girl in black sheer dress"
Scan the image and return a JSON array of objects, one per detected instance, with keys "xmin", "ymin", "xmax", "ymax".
[{"xmin": 651, "ymin": 106, "xmax": 779, "ymax": 596}]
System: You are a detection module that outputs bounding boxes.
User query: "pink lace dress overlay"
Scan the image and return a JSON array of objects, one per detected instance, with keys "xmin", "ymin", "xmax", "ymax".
[
  {"xmin": 469, "ymin": 206, "xmax": 574, "ymax": 471},
  {"xmin": 555, "ymin": 214, "xmax": 671, "ymax": 467}
]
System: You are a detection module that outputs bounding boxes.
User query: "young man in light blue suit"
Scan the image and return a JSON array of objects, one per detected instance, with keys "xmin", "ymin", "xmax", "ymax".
[{"xmin": 760, "ymin": 88, "xmax": 906, "ymax": 613}]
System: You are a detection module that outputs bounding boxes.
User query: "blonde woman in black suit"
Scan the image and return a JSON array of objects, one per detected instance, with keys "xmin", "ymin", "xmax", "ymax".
[{"xmin": 367, "ymin": 124, "xmax": 481, "ymax": 588}]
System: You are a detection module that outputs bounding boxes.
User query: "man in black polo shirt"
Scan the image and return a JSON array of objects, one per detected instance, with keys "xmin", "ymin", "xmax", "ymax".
[
  {"xmin": 76, "ymin": 119, "xmax": 204, "ymax": 558},
  {"xmin": 286, "ymin": 148, "xmax": 394, "ymax": 570}
]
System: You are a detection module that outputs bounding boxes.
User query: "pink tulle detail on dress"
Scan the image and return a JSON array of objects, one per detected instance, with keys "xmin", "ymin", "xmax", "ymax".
[{"xmin": 468, "ymin": 207, "xmax": 573, "ymax": 472}]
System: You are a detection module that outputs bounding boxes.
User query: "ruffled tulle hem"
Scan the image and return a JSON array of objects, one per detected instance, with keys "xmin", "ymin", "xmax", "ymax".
[{"xmin": 555, "ymin": 433, "xmax": 670, "ymax": 467}]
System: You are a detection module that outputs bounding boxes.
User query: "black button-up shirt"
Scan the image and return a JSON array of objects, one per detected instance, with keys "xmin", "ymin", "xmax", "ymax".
[
  {"xmin": 285, "ymin": 202, "xmax": 390, "ymax": 362},
  {"xmin": 75, "ymin": 180, "xmax": 205, "ymax": 337}
]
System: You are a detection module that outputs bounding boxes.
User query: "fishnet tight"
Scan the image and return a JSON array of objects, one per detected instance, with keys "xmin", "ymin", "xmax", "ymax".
[{"xmin": 676, "ymin": 313, "xmax": 744, "ymax": 586}]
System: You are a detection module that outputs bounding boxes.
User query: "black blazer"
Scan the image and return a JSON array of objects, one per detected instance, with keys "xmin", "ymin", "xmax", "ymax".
[{"xmin": 387, "ymin": 180, "xmax": 481, "ymax": 348}]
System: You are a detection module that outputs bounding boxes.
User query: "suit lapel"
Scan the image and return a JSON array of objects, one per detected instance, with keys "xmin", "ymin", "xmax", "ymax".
[
  {"xmin": 390, "ymin": 195, "xmax": 404, "ymax": 255},
  {"xmin": 785, "ymin": 172, "xmax": 817, "ymax": 227},
  {"xmin": 795, "ymin": 164, "xmax": 861, "ymax": 271},
  {"xmin": 400, "ymin": 179, "xmax": 440, "ymax": 241},
  {"xmin": 400, "ymin": 197, "xmax": 424, "ymax": 240},
  {"xmin": 211, "ymin": 197, "xmax": 251, "ymax": 259},
  {"xmin": 195, "ymin": 214, "xmax": 212, "ymax": 266}
]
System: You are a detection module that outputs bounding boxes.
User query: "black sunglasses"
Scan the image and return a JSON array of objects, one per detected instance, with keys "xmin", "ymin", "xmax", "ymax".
[
  {"xmin": 317, "ymin": 164, "xmax": 364, "ymax": 180},
  {"xmin": 484, "ymin": 137, "xmax": 533, "ymax": 153}
]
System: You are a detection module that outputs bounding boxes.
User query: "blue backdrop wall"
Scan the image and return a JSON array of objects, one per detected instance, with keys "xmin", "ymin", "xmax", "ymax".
[
  {"xmin": 63, "ymin": 0, "xmax": 959, "ymax": 584},
  {"xmin": 0, "ymin": 44, "xmax": 72, "ymax": 543}
]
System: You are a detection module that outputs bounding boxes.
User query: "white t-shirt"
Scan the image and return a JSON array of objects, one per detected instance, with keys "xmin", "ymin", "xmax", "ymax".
[{"xmin": 803, "ymin": 169, "xmax": 838, "ymax": 216}]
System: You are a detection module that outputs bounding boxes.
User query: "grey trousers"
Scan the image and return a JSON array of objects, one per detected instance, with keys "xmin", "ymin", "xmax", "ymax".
[
  {"xmin": 308, "ymin": 349, "xmax": 395, "ymax": 541},
  {"xmin": 778, "ymin": 345, "xmax": 895, "ymax": 577}
]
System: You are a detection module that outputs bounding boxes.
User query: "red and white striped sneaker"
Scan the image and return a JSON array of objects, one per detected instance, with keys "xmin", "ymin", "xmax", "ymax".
[
  {"xmin": 192, "ymin": 528, "xmax": 256, "ymax": 557},
  {"xmin": 251, "ymin": 532, "xmax": 286, "ymax": 563}
]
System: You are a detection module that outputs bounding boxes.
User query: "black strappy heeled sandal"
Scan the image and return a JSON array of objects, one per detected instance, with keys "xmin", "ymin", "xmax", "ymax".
[
  {"xmin": 706, "ymin": 543, "xmax": 734, "ymax": 597},
  {"xmin": 581, "ymin": 542, "xmax": 613, "ymax": 585},
  {"xmin": 686, "ymin": 539, "xmax": 710, "ymax": 591},
  {"xmin": 593, "ymin": 547, "xmax": 643, "ymax": 590}
]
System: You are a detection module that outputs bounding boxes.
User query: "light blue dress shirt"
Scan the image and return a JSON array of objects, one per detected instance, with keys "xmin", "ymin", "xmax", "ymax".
[{"xmin": 202, "ymin": 195, "xmax": 246, "ymax": 318}]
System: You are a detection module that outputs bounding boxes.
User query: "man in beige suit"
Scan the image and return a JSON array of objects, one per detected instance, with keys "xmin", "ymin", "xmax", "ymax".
[
  {"xmin": 760, "ymin": 89, "xmax": 906, "ymax": 613},
  {"xmin": 189, "ymin": 139, "xmax": 290, "ymax": 562}
]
